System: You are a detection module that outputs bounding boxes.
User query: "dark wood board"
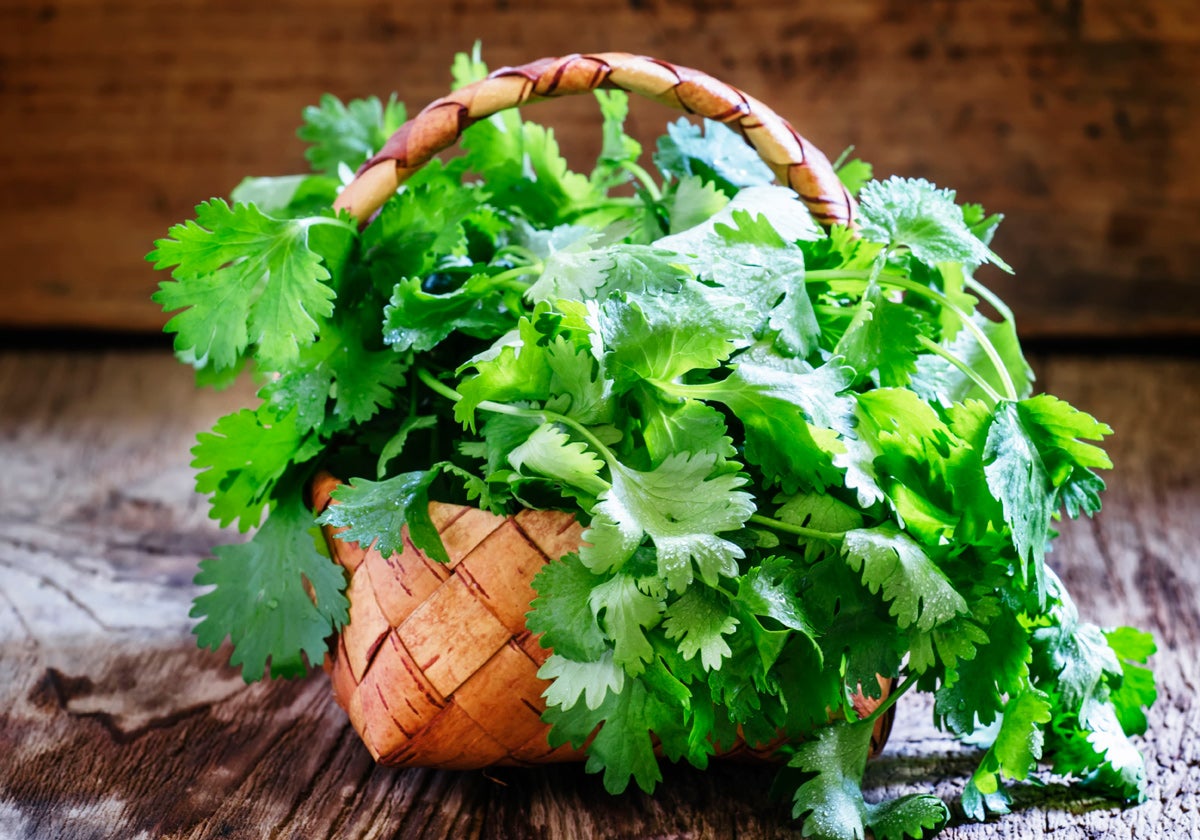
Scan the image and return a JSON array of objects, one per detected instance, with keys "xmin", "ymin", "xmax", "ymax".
[
  {"xmin": 0, "ymin": 349, "xmax": 1197, "ymax": 838},
  {"xmin": 1, "ymin": 1, "xmax": 1197, "ymax": 339}
]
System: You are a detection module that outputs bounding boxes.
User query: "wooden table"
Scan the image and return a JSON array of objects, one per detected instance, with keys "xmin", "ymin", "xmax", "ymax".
[{"xmin": 1, "ymin": 349, "xmax": 1197, "ymax": 838}]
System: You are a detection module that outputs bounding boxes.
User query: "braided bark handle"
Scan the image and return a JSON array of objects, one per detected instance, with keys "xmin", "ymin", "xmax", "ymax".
[{"xmin": 334, "ymin": 52, "xmax": 854, "ymax": 227}]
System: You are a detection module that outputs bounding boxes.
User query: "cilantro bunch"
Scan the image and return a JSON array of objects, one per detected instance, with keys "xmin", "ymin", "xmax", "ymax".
[{"xmin": 149, "ymin": 50, "xmax": 1156, "ymax": 839}]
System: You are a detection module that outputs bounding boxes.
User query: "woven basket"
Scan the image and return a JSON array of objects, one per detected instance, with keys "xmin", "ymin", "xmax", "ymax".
[{"xmin": 312, "ymin": 53, "xmax": 895, "ymax": 770}]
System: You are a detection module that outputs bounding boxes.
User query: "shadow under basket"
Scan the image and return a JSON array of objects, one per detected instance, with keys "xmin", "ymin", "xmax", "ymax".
[{"xmin": 311, "ymin": 472, "xmax": 895, "ymax": 770}]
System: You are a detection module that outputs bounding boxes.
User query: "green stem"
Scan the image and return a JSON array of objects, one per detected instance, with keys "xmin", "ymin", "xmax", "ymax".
[
  {"xmin": 620, "ymin": 160, "xmax": 663, "ymax": 202},
  {"xmin": 917, "ymin": 335, "xmax": 1003, "ymax": 404},
  {"xmin": 808, "ymin": 268, "xmax": 1018, "ymax": 400},
  {"xmin": 415, "ymin": 366, "xmax": 463, "ymax": 404},
  {"xmin": 749, "ymin": 513, "xmax": 846, "ymax": 544},
  {"xmin": 484, "ymin": 263, "xmax": 542, "ymax": 294},
  {"xmin": 414, "ymin": 367, "xmax": 621, "ymax": 472},
  {"xmin": 964, "ymin": 275, "xmax": 1015, "ymax": 324},
  {"xmin": 300, "ymin": 215, "xmax": 359, "ymax": 235},
  {"xmin": 865, "ymin": 672, "xmax": 918, "ymax": 724},
  {"xmin": 883, "ymin": 274, "xmax": 1017, "ymax": 400}
]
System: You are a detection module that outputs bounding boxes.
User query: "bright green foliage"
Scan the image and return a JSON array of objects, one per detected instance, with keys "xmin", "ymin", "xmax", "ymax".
[
  {"xmin": 527, "ymin": 554, "xmax": 609, "ymax": 662},
  {"xmin": 842, "ymin": 526, "xmax": 967, "ymax": 633},
  {"xmin": 789, "ymin": 719, "xmax": 949, "ymax": 839},
  {"xmin": 662, "ymin": 586, "xmax": 739, "ymax": 671},
  {"xmin": 317, "ymin": 470, "xmax": 447, "ymax": 563},
  {"xmin": 858, "ymin": 177, "xmax": 1010, "ymax": 272},
  {"xmin": 538, "ymin": 651, "xmax": 624, "ymax": 711},
  {"xmin": 654, "ymin": 117, "xmax": 775, "ymax": 196},
  {"xmin": 191, "ymin": 492, "xmax": 348, "ymax": 681},
  {"xmin": 151, "ymin": 199, "xmax": 337, "ymax": 372},
  {"xmin": 191, "ymin": 405, "xmax": 316, "ymax": 531},
  {"xmin": 588, "ymin": 573, "xmax": 663, "ymax": 674},
  {"xmin": 152, "ymin": 50, "xmax": 1153, "ymax": 840},
  {"xmin": 298, "ymin": 92, "xmax": 406, "ymax": 175},
  {"xmin": 969, "ymin": 688, "xmax": 1054, "ymax": 795}
]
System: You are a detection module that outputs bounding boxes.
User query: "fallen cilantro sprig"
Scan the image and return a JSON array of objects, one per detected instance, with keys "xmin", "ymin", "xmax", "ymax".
[{"xmin": 150, "ymin": 48, "xmax": 1156, "ymax": 840}]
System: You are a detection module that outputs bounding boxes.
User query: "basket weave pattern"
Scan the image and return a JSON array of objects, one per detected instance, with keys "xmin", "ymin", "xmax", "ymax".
[{"xmin": 312, "ymin": 474, "xmax": 893, "ymax": 769}]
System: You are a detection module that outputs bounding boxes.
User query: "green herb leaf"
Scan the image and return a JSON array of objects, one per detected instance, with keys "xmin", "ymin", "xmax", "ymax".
[
  {"xmin": 298, "ymin": 93, "xmax": 406, "ymax": 176},
  {"xmin": 191, "ymin": 491, "xmax": 348, "ymax": 681},
  {"xmin": 841, "ymin": 526, "xmax": 967, "ymax": 633},
  {"xmin": 654, "ymin": 118, "xmax": 775, "ymax": 197},
  {"xmin": 151, "ymin": 200, "xmax": 338, "ymax": 371},
  {"xmin": 858, "ymin": 177, "xmax": 1011, "ymax": 272},
  {"xmin": 317, "ymin": 470, "xmax": 448, "ymax": 563}
]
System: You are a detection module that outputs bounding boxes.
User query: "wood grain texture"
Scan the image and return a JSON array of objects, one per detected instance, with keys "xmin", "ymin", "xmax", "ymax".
[
  {"xmin": 0, "ymin": 349, "xmax": 1197, "ymax": 838},
  {"xmin": 1, "ymin": 1, "xmax": 1197, "ymax": 338}
]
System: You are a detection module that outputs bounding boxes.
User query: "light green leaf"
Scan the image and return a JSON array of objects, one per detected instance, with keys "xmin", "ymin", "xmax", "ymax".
[{"xmin": 662, "ymin": 586, "xmax": 739, "ymax": 671}]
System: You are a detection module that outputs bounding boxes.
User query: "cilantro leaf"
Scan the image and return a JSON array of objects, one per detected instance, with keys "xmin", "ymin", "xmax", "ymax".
[
  {"xmin": 1104, "ymin": 627, "xmax": 1158, "ymax": 735},
  {"xmin": 789, "ymin": 718, "xmax": 949, "ymax": 840},
  {"xmin": 588, "ymin": 573, "xmax": 663, "ymax": 674},
  {"xmin": 935, "ymin": 603, "xmax": 1030, "ymax": 734},
  {"xmin": 598, "ymin": 283, "xmax": 745, "ymax": 390},
  {"xmin": 528, "ymin": 553, "xmax": 609, "ymax": 662},
  {"xmin": 298, "ymin": 93, "xmax": 406, "ymax": 176},
  {"xmin": 462, "ymin": 112, "xmax": 599, "ymax": 225},
  {"xmin": 693, "ymin": 360, "xmax": 855, "ymax": 491},
  {"xmin": 662, "ymin": 586, "xmax": 739, "ymax": 670},
  {"xmin": 508, "ymin": 422, "xmax": 609, "ymax": 499},
  {"xmin": 589, "ymin": 452, "xmax": 755, "ymax": 592},
  {"xmin": 639, "ymin": 398, "xmax": 736, "ymax": 469},
  {"xmin": 261, "ymin": 319, "xmax": 409, "ymax": 434},
  {"xmin": 539, "ymin": 650, "xmax": 625, "ymax": 711},
  {"xmin": 191, "ymin": 491, "xmax": 349, "ymax": 681},
  {"xmin": 984, "ymin": 401, "xmax": 1052, "ymax": 591},
  {"xmin": 836, "ymin": 284, "xmax": 926, "ymax": 387},
  {"xmin": 544, "ymin": 677, "xmax": 666, "ymax": 794},
  {"xmin": 736, "ymin": 555, "xmax": 819, "ymax": 640},
  {"xmin": 654, "ymin": 117, "xmax": 775, "ymax": 197},
  {"xmin": 858, "ymin": 177, "xmax": 1011, "ymax": 272},
  {"xmin": 151, "ymin": 199, "xmax": 337, "ymax": 371},
  {"xmin": 841, "ymin": 526, "xmax": 967, "ymax": 633},
  {"xmin": 316, "ymin": 470, "xmax": 448, "ymax": 563},
  {"xmin": 528, "ymin": 242, "xmax": 689, "ymax": 304},
  {"xmin": 383, "ymin": 271, "xmax": 515, "ymax": 353},
  {"xmin": 191, "ymin": 405, "xmax": 316, "ymax": 532},
  {"xmin": 968, "ymin": 687, "xmax": 1053, "ymax": 796},
  {"xmin": 454, "ymin": 317, "xmax": 553, "ymax": 428},
  {"xmin": 364, "ymin": 175, "xmax": 481, "ymax": 286},
  {"xmin": 662, "ymin": 174, "xmax": 730, "ymax": 234},
  {"xmin": 911, "ymin": 313, "xmax": 1033, "ymax": 406}
]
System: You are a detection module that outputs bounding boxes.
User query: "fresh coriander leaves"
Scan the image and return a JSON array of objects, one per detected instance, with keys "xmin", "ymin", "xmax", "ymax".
[
  {"xmin": 156, "ymin": 52, "xmax": 1152, "ymax": 840},
  {"xmin": 151, "ymin": 199, "xmax": 340, "ymax": 372}
]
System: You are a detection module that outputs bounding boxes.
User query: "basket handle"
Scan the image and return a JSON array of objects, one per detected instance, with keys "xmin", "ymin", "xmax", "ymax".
[{"xmin": 334, "ymin": 52, "xmax": 854, "ymax": 227}]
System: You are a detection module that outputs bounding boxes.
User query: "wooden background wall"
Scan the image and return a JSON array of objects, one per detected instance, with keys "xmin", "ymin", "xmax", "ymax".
[{"xmin": 2, "ymin": 0, "xmax": 1196, "ymax": 340}]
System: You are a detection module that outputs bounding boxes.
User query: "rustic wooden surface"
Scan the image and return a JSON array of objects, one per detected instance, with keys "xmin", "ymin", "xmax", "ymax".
[
  {"xmin": 1, "ymin": 0, "xmax": 1197, "ymax": 339},
  {"xmin": 0, "ymin": 349, "xmax": 1197, "ymax": 839}
]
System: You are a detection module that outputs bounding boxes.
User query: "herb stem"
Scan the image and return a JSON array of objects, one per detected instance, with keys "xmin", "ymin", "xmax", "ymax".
[
  {"xmin": 620, "ymin": 161, "xmax": 663, "ymax": 202},
  {"xmin": 807, "ymin": 268, "xmax": 1018, "ymax": 400},
  {"xmin": 881, "ymin": 275, "xmax": 1017, "ymax": 401},
  {"xmin": 865, "ymin": 672, "xmax": 918, "ymax": 724},
  {"xmin": 964, "ymin": 275, "xmax": 1015, "ymax": 324},
  {"xmin": 748, "ymin": 513, "xmax": 845, "ymax": 544},
  {"xmin": 916, "ymin": 335, "xmax": 1003, "ymax": 404},
  {"xmin": 414, "ymin": 366, "xmax": 620, "ymax": 472},
  {"xmin": 299, "ymin": 216, "xmax": 359, "ymax": 235},
  {"xmin": 485, "ymin": 263, "xmax": 542, "ymax": 294},
  {"xmin": 415, "ymin": 367, "xmax": 464, "ymax": 404}
]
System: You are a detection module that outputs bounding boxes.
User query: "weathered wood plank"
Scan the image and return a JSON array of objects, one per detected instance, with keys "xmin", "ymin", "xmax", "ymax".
[
  {"xmin": 0, "ymin": 350, "xmax": 1197, "ymax": 838},
  {"xmin": 1, "ymin": 1, "xmax": 1197, "ymax": 338}
]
